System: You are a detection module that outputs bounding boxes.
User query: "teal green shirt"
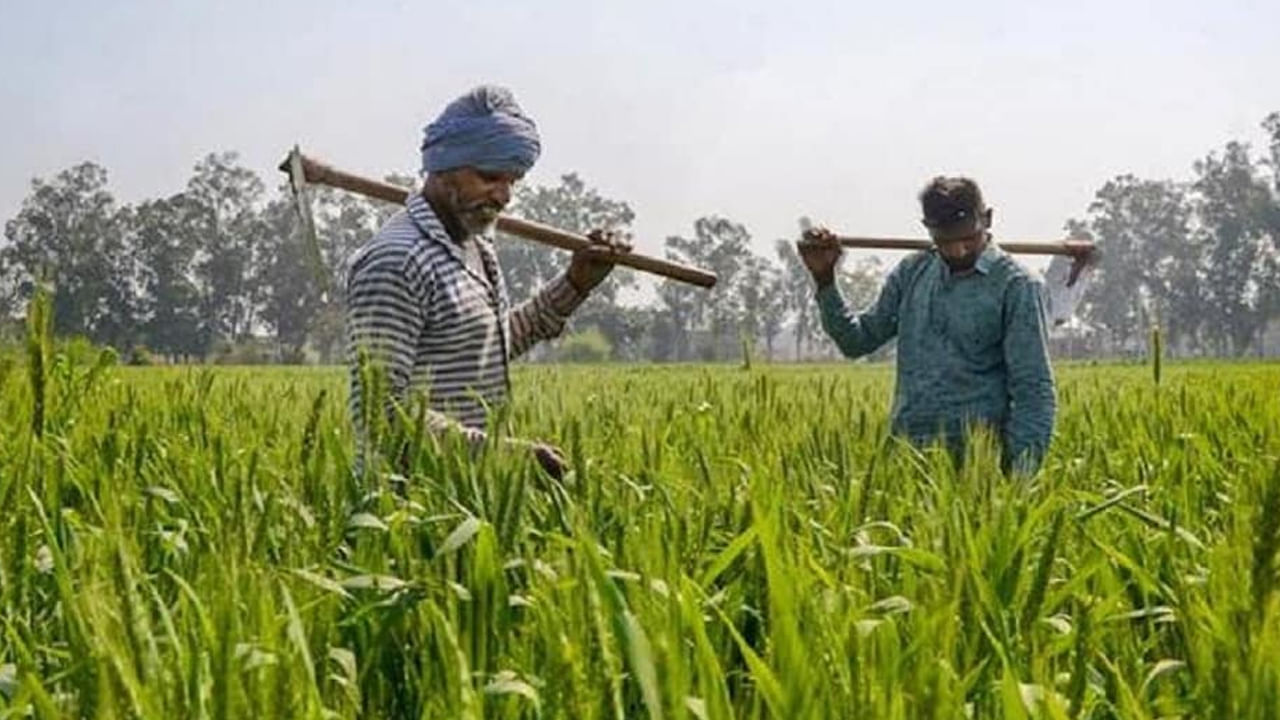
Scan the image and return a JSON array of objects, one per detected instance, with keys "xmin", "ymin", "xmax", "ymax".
[{"xmin": 816, "ymin": 244, "xmax": 1056, "ymax": 473}]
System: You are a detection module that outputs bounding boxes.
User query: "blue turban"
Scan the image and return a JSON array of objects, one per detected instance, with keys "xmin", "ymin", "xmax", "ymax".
[{"xmin": 420, "ymin": 85, "xmax": 541, "ymax": 175}]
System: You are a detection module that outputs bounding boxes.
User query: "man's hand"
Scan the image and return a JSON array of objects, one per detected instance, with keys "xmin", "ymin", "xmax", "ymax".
[
  {"xmin": 504, "ymin": 437, "xmax": 567, "ymax": 479},
  {"xmin": 568, "ymin": 229, "xmax": 633, "ymax": 294},
  {"xmin": 796, "ymin": 226, "xmax": 843, "ymax": 288},
  {"xmin": 530, "ymin": 441, "xmax": 567, "ymax": 479}
]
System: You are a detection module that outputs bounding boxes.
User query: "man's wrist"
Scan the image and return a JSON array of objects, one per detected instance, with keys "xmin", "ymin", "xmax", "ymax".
[
  {"xmin": 812, "ymin": 271, "xmax": 836, "ymax": 289},
  {"xmin": 546, "ymin": 272, "xmax": 590, "ymax": 318},
  {"xmin": 567, "ymin": 270, "xmax": 594, "ymax": 295}
]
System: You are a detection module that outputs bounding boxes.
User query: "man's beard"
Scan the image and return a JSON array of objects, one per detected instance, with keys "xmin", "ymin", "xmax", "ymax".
[
  {"xmin": 450, "ymin": 189, "xmax": 502, "ymax": 237},
  {"xmin": 940, "ymin": 235, "xmax": 988, "ymax": 273}
]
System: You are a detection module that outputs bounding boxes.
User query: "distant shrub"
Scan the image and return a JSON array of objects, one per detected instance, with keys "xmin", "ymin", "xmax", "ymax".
[
  {"xmin": 211, "ymin": 338, "xmax": 276, "ymax": 365},
  {"xmin": 556, "ymin": 328, "xmax": 612, "ymax": 363},
  {"xmin": 57, "ymin": 335, "xmax": 100, "ymax": 367},
  {"xmin": 128, "ymin": 344, "xmax": 155, "ymax": 366}
]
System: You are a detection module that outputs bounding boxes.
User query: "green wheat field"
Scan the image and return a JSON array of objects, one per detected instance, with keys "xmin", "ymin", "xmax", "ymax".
[{"xmin": 1, "ymin": 312, "xmax": 1278, "ymax": 718}]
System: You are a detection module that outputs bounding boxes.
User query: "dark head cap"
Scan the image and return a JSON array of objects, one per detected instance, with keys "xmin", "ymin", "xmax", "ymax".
[{"xmin": 919, "ymin": 176, "xmax": 987, "ymax": 240}]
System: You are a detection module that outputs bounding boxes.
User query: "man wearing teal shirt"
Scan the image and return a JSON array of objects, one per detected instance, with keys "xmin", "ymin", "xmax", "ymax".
[{"xmin": 799, "ymin": 176, "xmax": 1057, "ymax": 474}]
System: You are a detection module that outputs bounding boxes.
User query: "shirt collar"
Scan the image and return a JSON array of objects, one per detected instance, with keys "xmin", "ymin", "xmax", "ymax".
[
  {"xmin": 405, "ymin": 192, "xmax": 497, "ymax": 289},
  {"xmin": 406, "ymin": 191, "xmax": 498, "ymax": 245},
  {"xmin": 406, "ymin": 192, "xmax": 456, "ymax": 250},
  {"xmin": 973, "ymin": 241, "xmax": 999, "ymax": 275},
  {"xmin": 939, "ymin": 240, "xmax": 999, "ymax": 280}
]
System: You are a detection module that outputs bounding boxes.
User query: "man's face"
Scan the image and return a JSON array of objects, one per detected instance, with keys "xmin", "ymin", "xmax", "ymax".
[
  {"xmin": 441, "ymin": 167, "xmax": 522, "ymax": 236},
  {"xmin": 933, "ymin": 229, "xmax": 987, "ymax": 272},
  {"xmin": 929, "ymin": 208, "xmax": 993, "ymax": 273}
]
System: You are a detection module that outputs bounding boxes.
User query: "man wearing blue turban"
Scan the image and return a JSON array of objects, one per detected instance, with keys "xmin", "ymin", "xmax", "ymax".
[{"xmin": 345, "ymin": 85, "xmax": 629, "ymax": 478}]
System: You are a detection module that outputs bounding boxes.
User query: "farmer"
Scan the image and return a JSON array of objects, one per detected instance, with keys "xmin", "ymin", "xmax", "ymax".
[
  {"xmin": 798, "ymin": 176, "xmax": 1058, "ymax": 474},
  {"xmin": 345, "ymin": 85, "xmax": 629, "ymax": 478}
]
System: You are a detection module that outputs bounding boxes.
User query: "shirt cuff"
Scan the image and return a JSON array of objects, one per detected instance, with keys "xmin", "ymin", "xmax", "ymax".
[
  {"xmin": 543, "ymin": 271, "xmax": 590, "ymax": 318},
  {"xmin": 815, "ymin": 281, "xmax": 843, "ymax": 311}
]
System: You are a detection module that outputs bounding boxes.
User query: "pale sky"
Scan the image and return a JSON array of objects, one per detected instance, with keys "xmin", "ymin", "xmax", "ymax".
[{"xmin": 3, "ymin": 0, "xmax": 1278, "ymax": 274}]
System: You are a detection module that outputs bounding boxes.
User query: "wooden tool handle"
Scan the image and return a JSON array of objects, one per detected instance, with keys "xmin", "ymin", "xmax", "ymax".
[
  {"xmin": 284, "ymin": 153, "xmax": 413, "ymax": 205},
  {"xmin": 997, "ymin": 239, "xmax": 1095, "ymax": 258},
  {"xmin": 814, "ymin": 235, "xmax": 1095, "ymax": 258},
  {"xmin": 495, "ymin": 216, "xmax": 717, "ymax": 288},
  {"xmin": 281, "ymin": 151, "xmax": 718, "ymax": 288}
]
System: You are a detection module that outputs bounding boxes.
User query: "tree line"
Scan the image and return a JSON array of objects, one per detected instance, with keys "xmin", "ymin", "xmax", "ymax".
[
  {"xmin": 0, "ymin": 152, "xmax": 884, "ymax": 364},
  {"xmin": 2, "ymin": 110, "xmax": 1278, "ymax": 363},
  {"xmin": 1066, "ymin": 111, "xmax": 1280, "ymax": 356}
]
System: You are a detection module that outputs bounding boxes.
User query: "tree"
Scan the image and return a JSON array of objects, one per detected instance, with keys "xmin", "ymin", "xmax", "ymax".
[
  {"xmin": 502, "ymin": 173, "xmax": 636, "ymax": 301},
  {"xmin": 375, "ymin": 173, "xmax": 419, "ymax": 224},
  {"xmin": 129, "ymin": 194, "xmax": 206, "ymax": 359},
  {"xmin": 502, "ymin": 173, "xmax": 639, "ymax": 357},
  {"xmin": 658, "ymin": 217, "xmax": 752, "ymax": 361},
  {"xmin": 186, "ymin": 152, "xmax": 267, "ymax": 345},
  {"xmin": 654, "ymin": 267, "xmax": 698, "ymax": 361},
  {"xmin": 1264, "ymin": 112, "xmax": 1280, "ymax": 195},
  {"xmin": 1258, "ymin": 113, "xmax": 1280, "ymax": 337},
  {"xmin": 775, "ymin": 238, "xmax": 816, "ymax": 359},
  {"xmin": 0, "ymin": 250, "xmax": 19, "ymax": 322},
  {"xmin": 257, "ymin": 196, "xmax": 316, "ymax": 363},
  {"xmin": 586, "ymin": 305, "xmax": 653, "ymax": 362},
  {"xmin": 837, "ymin": 256, "xmax": 884, "ymax": 313},
  {"xmin": 738, "ymin": 254, "xmax": 768, "ymax": 357},
  {"xmin": 700, "ymin": 218, "xmax": 753, "ymax": 359},
  {"xmin": 258, "ymin": 185, "xmax": 382, "ymax": 363},
  {"xmin": 1072, "ymin": 176, "xmax": 1203, "ymax": 354},
  {"xmin": 1193, "ymin": 142, "xmax": 1274, "ymax": 355},
  {"xmin": 2, "ymin": 162, "xmax": 136, "ymax": 348},
  {"xmin": 761, "ymin": 270, "xmax": 789, "ymax": 362},
  {"xmin": 739, "ymin": 253, "xmax": 789, "ymax": 361}
]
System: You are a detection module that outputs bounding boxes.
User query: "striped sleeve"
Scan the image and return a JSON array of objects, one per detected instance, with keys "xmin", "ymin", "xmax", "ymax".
[
  {"xmin": 346, "ymin": 245, "xmax": 486, "ymax": 447},
  {"xmin": 507, "ymin": 271, "xmax": 587, "ymax": 359}
]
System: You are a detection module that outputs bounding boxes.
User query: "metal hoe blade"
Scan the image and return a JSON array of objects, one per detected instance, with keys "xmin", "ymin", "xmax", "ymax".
[
  {"xmin": 283, "ymin": 144, "xmax": 332, "ymax": 297},
  {"xmin": 1041, "ymin": 252, "xmax": 1095, "ymax": 328}
]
